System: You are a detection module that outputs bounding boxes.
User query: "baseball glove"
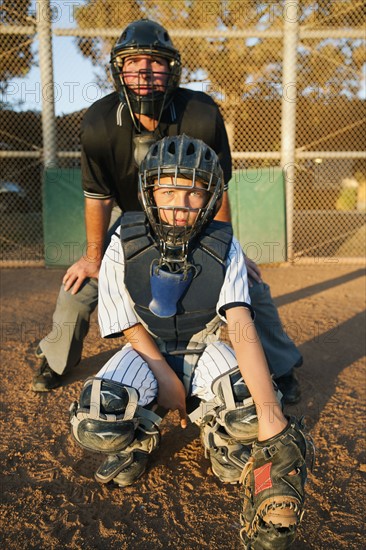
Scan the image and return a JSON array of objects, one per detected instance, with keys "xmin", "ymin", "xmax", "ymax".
[{"xmin": 239, "ymin": 416, "xmax": 310, "ymax": 549}]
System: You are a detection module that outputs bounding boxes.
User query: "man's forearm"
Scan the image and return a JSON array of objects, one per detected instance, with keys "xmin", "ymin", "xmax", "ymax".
[
  {"xmin": 214, "ymin": 190, "xmax": 231, "ymax": 222},
  {"xmin": 84, "ymin": 198, "xmax": 114, "ymax": 266}
]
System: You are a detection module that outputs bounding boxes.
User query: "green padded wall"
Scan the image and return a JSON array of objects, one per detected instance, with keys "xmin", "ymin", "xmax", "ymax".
[
  {"xmin": 228, "ymin": 168, "xmax": 287, "ymax": 264},
  {"xmin": 43, "ymin": 167, "xmax": 286, "ymax": 267},
  {"xmin": 43, "ymin": 168, "xmax": 86, "ymax": 267}
]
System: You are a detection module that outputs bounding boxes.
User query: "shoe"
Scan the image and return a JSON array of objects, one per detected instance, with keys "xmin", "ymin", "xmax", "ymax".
[
  {"xmin": 35, "ymin": 345, "xmax": 45, "ymax": 359},
  {"xmin": 95, "ymin": 452, "xmax": 149, "ymax": 487},
  {"xmin": 276, "ymin": 369, "xmax": 301, "ymax": 405},
  {"xmin": 32, "ymin": 357, "xmax": 61, "ymax": 392},
  {"xmin": 113, "ymin": 452, "xmax": 149, "ymax": 487},
  {"xmin": 209, "ymin": 445, "xmax": 251, "ymax": 484}
]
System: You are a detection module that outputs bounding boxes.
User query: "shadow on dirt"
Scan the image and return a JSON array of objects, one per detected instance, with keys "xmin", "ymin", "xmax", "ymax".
[
  {"xmin": 286, "ymin": 310, "xmax": 365, "ymax": 426},
  {"xmin": 274, "ymin": 267, "xmax": 365, "ymax": 307}
]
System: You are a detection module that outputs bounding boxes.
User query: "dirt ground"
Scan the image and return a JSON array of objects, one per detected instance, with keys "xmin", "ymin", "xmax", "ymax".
[{"xmin": 1, "ymin": 263, "xmax": 365, "ymax": 550}]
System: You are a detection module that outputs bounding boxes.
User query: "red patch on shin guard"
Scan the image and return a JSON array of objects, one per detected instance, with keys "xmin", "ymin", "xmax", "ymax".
[{"xmin": 254, "ymin": 462, "xmax": 273, "ymax": 495}]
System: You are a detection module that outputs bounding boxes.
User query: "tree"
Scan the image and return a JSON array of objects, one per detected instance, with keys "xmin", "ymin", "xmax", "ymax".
[
  {"xmin": 74, "ymin": 0, "xmax": 144, "ymax": 67},
  {"xmin": 73, "ymin": 0, "xmax": 365, "ymax": 159},
  {"xmin": 0, "ymin": 0, "xmax": 35, "ymax": 99},
  {"xmin": 73, "ymin": 0, "xmax": 366, "ymax": 102}
]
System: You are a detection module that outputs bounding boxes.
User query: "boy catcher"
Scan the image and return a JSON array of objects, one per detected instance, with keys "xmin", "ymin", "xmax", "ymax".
[{"xmin": 70, "ymin": 135, "xmax": 310, "ymax": 548}]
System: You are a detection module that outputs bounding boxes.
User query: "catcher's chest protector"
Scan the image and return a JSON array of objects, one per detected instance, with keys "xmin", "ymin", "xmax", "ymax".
[{"xmin": 120, "ymin": 212, "xmax": 232, "ymax": 347}]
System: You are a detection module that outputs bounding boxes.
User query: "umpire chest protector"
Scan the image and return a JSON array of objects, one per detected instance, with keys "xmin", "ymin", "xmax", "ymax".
[{"xmin": 120, "ymin": 212, "xmax": 232, "ymax": 349}]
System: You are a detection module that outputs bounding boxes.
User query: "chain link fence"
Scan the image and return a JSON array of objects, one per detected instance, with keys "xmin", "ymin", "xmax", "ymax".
[{"xmin": 1, "ymin": 0, "xmax": 365, "ymax": 265}]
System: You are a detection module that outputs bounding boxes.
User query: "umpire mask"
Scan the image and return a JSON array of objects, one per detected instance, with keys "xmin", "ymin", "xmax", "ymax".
[{"xmin": 110, "ymin": 19, "xmax": 181, "ymax": 132}]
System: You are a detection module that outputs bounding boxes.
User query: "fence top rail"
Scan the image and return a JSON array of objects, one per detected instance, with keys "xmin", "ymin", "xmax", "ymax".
[
  {"xmin": 0, "ymin": 25, "xmax": 36, "ymax": 34},
  {"xmin": 1, "ymin": 26, "xmax": 364, "ymax": 40},
  {"xmin": 2, "ymin": 151, "xmax": 365, "ymax": 160},
  {"xmin": 295, "ymin": 151, "xmax": 366, "ymax": 159}
]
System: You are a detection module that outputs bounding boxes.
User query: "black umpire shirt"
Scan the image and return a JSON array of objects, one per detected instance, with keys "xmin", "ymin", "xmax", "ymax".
[{"xmin": 81, "ymin": 88, "xmax": 232, "ymax": 212}]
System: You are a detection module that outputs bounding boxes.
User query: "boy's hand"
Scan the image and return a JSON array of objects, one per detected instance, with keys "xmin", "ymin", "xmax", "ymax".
[{"xmin": 157, "ymin": 371, "xmax": 188, "ymax": 429}]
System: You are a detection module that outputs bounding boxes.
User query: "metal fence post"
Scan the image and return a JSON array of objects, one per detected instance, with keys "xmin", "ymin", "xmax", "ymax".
[
  {"xmin": 281, "ymin": 0, "xmax": 300, "ymax": 262},
  {"xmin": 37, "ymin": 0, "xmax": 57, "ymax": 167}
]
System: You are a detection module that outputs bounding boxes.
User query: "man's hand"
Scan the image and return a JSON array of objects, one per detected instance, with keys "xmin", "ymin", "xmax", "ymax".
[
  {"xmin": 62, "ymin": 197, "xmax": 114, "ymax": 294},
  {"xmin": 244, "ymin": 255, "xmax": 262, "ymax": 286},
  {"xmin": 156, "ymin": 370, "xmax": 188, "ymax": 429},
  {"xmin": 63, "ymin": 255, "xmax": 100, "ymax": 294},
  {"xmin": 214, "ymin": 190, "xmax": 231, "ymax": 222}
]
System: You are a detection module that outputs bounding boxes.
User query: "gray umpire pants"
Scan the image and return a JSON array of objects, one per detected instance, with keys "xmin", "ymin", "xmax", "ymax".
[{"xmin": 39, "ymin": 210, "xmax": 302, "ymax": 378}]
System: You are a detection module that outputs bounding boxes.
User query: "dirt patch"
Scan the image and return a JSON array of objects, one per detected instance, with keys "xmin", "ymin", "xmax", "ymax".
[{"xmin": 1, "ymin": 263, "xmax": 365, "ymax": 549}]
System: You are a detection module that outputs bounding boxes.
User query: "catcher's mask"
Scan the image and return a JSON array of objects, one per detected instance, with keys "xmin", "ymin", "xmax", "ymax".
[
  {"xmin": 139, "ymin": 134, "xmax": 224, "ymax": 264},
  {"xmin": 110, "ymin": 19, "xmax": 181, "ymax": 132},
  {"xmin": 139, "ymin": 134, "xmax": 224, "ymax": 317}
]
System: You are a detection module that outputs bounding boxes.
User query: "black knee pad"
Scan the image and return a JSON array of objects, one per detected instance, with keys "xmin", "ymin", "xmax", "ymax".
[
  {"xmin": 191, "ymin": 368, "xmax": 282, "ymax": 445},
  {"xmin": 70, "ymin": 377, "xmax": 163, "ymax": 457},
  {"xmin": 70, "ymin": 377, "xmax": 140, "ymax": 453}
]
